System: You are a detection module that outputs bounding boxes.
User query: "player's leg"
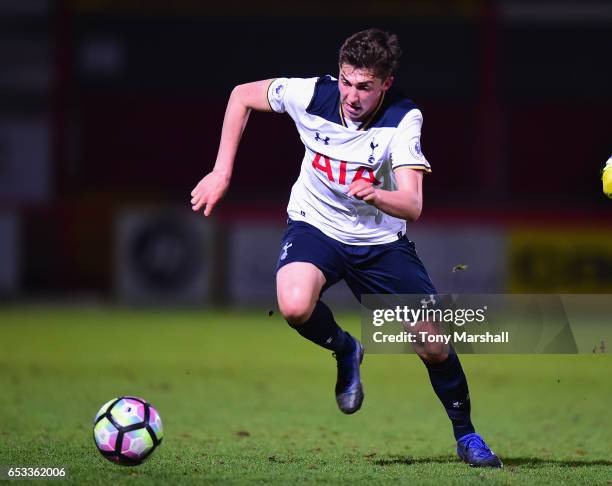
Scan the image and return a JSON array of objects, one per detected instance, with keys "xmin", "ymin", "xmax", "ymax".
[
  {"xmin": 346, "ymin": 239, "xmax": 474, "ymax": 434},
  {"xmin": 276, "ymin": 261, "xmax": 325, "ymax": 326},
  {"xmin": 277, "ymin": 261, "xmax": 352, "ymax": 354},
  {"xmin": 275, "ymin": 220, "xmax": 364, "ymax": 414},
  {"xmin": 346, "ymin": 237, "xmax": 501, "ymax": 466},
  {"xmin": 416, "ymin": 334, "xmax": 501, "ymax": 466}
]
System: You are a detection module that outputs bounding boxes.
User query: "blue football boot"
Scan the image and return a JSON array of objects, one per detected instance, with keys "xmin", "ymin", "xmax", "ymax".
[
  {"xmin": 457, "ymin": 433, "xmax": 503, "ymax": 468},
  {"xmin": 334, "ymin": 334, "xmax": 364, "ymax": 414}
]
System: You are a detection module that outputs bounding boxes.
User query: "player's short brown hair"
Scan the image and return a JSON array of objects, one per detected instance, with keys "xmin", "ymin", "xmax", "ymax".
[{"xmin": 338, "ymin": 28, "xmax": 402, "ymax": 80}]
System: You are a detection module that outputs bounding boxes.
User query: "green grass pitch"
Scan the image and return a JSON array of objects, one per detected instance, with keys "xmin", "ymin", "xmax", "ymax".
[{"xmin": 0, "ymin": 306, "xmax": 610, "ymax": 485}]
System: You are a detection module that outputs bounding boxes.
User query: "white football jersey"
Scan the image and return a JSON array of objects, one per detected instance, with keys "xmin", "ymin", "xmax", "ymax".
[{"xmin": 267, "ymin": 76, "xmax": 430, "ymax": 245}]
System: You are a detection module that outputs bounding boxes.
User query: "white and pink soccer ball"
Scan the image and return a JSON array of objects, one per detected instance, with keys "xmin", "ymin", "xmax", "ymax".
[{"xmin": 93, "ymin": 396, "xmax": 163, "ymax": 466}]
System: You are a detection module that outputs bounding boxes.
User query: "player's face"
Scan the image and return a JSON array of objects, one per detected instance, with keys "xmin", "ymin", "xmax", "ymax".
[{"xmin": 338, "ymin": 64, "xmax": 393, "ymax": 122}]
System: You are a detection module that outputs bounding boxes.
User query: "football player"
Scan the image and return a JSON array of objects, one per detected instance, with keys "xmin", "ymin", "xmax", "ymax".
[{"xmin": 191, "ymin": 28, "xmax": 502, "ymax": 468}]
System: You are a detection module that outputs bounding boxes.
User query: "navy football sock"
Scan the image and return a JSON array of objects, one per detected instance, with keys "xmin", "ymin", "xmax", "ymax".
[
  {"xmin": 423, "ymin": 352, "xmax": 475, "ymax": 440},
  {"xmin": 289, "ymin": 301, "xmax": 354, "ymax": 354}
]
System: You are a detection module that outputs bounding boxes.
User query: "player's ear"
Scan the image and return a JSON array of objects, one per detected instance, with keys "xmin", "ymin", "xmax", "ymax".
[{"xmin": 382, "ymin": 75, "xmax": 394, "ymax": 91}]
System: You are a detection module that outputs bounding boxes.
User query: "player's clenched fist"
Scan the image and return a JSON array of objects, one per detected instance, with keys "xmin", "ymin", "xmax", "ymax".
[
  {"xmin": 190, "ymin": 170, "xmax": 230, "ymax": 216},
  {"xmin": 347, "ymin": 179, "xmax": 379, "ymax": 205}
]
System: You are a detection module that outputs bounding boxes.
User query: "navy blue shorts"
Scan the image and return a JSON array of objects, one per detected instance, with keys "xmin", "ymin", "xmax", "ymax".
[{"xmin": 276, "ymin": 219, "xmax": 436, "ymax": 300}]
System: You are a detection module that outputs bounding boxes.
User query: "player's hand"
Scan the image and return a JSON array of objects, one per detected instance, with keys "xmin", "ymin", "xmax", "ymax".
[
  {"xmin": 190, "ymin": 170, "xmax": 230, "ymax": 216},
  {"xmin": 347, "ymin": 179, "xmax": 378, "ymax": 205}
]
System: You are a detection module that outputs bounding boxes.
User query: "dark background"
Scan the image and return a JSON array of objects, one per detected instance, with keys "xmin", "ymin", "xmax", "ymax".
[{"xmin": 1, "ymin": 0, "xmax": 611, "ymax": 297}]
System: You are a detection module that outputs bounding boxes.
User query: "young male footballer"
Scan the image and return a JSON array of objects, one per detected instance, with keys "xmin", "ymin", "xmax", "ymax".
[{"xmin": 191, "ymin": 28, "xmax": 502, "ymax": 468}]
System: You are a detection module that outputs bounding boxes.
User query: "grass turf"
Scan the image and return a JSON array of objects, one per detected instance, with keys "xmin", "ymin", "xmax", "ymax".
[{"xmin": 0, "ymin": 305, "xmax": 611, "ymax": 485}]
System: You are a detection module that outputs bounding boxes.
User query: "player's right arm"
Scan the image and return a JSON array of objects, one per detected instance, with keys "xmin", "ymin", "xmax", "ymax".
[{"xmin": 191, "ymin": 79, "xmax": 274, "ymax": 216}]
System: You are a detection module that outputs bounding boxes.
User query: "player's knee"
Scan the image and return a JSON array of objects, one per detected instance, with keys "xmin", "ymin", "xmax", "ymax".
[
  {"xmin": 280, "ymin": 301, "xmax": 314, "ymax": 326},
  {"xmin": 277, "ymin": 287, "xmax": 315, "ymax": 326},
  {"xmin": 418, "ymin": 349, "xmax": 449, "ymax": 363},
  {"xmin": 415, "ymin": 340, "xmax": 449, "ymax": 363}
]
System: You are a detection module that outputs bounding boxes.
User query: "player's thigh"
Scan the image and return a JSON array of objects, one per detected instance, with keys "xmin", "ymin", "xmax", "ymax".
[
  {"xmin": 276, "ymin": 262, "xmax": 326, "ymax": 323},
  {"xmin": 275, "ymin": 220, "xmax": 344, "ymax": 323},
  {"xmin": 346, "ymin": 238, "xmax": 436, "ymax": 297}
]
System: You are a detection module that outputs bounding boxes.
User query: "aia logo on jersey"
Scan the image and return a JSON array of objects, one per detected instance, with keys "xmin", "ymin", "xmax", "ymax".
[
  {"xmin": 315, "ymin": 132, "xmax": 330, "ymax": 145},
  {"xmin": 311, "ymin": 153, "xmax": 380, "ymax": 186}
]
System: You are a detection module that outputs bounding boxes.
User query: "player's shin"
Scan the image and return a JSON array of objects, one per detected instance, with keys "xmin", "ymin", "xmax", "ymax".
[
  {"xmin": 288, "ymin": 300, "xmax": 354, "ymax": 354},
  {"xmin": 421, "ymin": 350, "xmax": 475, "ymax": 440}
]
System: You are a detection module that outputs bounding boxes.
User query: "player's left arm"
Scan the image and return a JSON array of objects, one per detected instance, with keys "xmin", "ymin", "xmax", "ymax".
[{"xmin": 347, "ymin": 168, "xmax": 423, "ymax": 222}]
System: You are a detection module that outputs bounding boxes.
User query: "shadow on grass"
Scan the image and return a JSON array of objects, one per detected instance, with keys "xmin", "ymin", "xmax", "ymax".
[
  {"xmin": 369, "ymin": 455, "xmax": 612, "ymax": 468},
  {"xmin": 367, "ymin": 455, "xmax": 456, "ymax": 466},
  {"xmin": 502, "ymin": 457, "xmax": 612, "ymax": 468}
]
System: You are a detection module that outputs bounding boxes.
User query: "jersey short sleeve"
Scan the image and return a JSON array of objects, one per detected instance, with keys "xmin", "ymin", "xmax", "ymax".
[
  {"xmin": 389, "ymin": 109, "xmax": 431, "ymax": 173},
  {"xmin": 267, "ymin": 77, "xmax": 317, "ymax": 116}
]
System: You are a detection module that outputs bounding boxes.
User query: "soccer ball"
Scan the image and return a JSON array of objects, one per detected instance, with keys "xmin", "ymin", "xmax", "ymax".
[{"xmin": 93, "ymin": 396, "xmax": 163, "ymax": 466}]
